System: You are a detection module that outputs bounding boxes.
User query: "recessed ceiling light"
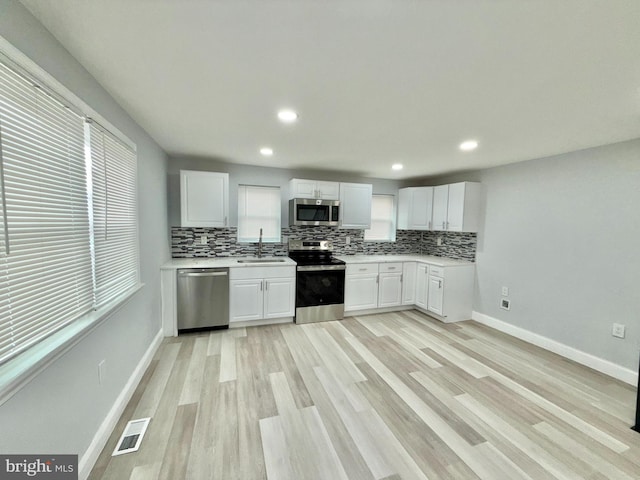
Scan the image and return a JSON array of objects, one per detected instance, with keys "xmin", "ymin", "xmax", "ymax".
[
  {"xmin": 459, "ymin": 140, "xmax": 479, "ymax": 151},
  {"xmin": 392, "ymin": 163, "xmax": 403, "ymax": 171},
  {"xmin": 260, "ymin": 147, "xmax": 273, "ymax": 156},
  {"xmin": 277, "ymin": 109, "xmax": 298, "ymax": 123}
]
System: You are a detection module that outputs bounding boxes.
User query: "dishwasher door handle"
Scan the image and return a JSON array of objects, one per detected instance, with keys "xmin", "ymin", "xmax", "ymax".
[{"xmin": 178, "ymin": 271, "xmax": 228, "ymax": 278}]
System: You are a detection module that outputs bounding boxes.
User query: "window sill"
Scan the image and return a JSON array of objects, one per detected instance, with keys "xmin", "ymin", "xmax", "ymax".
[{"xmin": 0, "ymin": 283, "xmax": 144, "ymax": 406}]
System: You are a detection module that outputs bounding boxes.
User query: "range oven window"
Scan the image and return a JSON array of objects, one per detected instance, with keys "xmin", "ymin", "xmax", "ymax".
[
  {"xmin": 296, "ymin": 269, "xmax": 345, "ymax": 308},
  {"xmin": 296, "ymin": 204, "xmax": 330, "ymax": 222}
]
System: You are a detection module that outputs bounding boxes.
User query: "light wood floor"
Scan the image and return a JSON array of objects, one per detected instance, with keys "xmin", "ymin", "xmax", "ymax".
[{"xmin": 89, "ymin": 310, "xmax": 640, "ymax": 480}]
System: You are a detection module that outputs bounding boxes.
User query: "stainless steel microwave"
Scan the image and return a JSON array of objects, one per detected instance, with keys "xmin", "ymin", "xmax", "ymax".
[{"xmin": 289, "ymin": 198, "xmax": 340, "ymax": 226}]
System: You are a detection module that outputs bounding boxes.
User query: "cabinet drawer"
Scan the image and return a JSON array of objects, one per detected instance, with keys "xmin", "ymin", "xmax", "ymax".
[
  {"xmin": 428, "ymin": 265, "xmax": 444, "ymax": 277},
  {"xmin": 379, "ymin": 262, "xmax": 403, "ymax": 273},
  {"xmin": 346, "ymin": 263, "xmax": 379, "ymax": 275}
]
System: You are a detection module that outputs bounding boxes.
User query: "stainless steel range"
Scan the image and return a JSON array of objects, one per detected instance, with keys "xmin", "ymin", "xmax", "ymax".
[{"xmin": 288, "ymin": 239, "xmax": 346, "ymax": 324}]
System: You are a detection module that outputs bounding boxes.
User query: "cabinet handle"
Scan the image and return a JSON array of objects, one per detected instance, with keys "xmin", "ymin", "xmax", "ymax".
[
  {"xmin": 400, "ymin": 274, "xmax": 403, "ymax": 282},
  {"xmin": 446, "ymin": 221, "xmax": 449, "ymax": 230},
  {"xmin": 224, "ymin": 216, "xmax": 227, "ymax": 226},
  {"xmin": 260, "ymin": 280, "xmax": 263, "ymax": 291},
  {"xmin": 438, "ymin": 279, "xmax": 442, "ymax": 288},
  {"xmin": 376, "ymin": 275, "xmax": 379, "ymax": 284},
  {"xmin": 359, "ymin": 268, "xmax": 367, "ymax": 271},
  {"xmin": 428, "ymin": 220, "xmax": 432, "ymax": 230},
  {"xmin": 265, "ymin": 280, "xmax": 268, "ymax": 291},
  {"xmin": 388, "ymin": 267, "xmax": 396, "ymax": 270},
  {"xmin": 442, "ymin": 221, "xmax": 446, "ymax": 229}
]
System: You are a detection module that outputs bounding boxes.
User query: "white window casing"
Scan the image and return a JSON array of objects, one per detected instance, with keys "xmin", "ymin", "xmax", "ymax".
[
  {"xmin": 238, "ymin": 185, "xmax": 281, "ymax": 243},
  {"xmin": 365, "ymin": 194, "xmax": 396, "ymax": 242},
  {"xmin": 0, "ymin": 53, "xmax": 140, "ymax": 372}
]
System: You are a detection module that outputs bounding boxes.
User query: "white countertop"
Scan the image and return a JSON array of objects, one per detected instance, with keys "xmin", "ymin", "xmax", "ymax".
[
  {"xmin": 334, "ymin": 254, "xmax": 474, "ymax": 267},
  {"xmin": 161, "ymin": 256, "xmax": 297, "ymax": 270},
  {"xmin": 162, "ymin": 254, "xmax": 473, "ymax": 270}
]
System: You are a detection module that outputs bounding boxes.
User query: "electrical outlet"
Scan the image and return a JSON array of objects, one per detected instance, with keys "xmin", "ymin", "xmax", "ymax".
[
  {"xmin": 436, "ymin": 237, "xmax": 443, "ymax": 246},
  {"xmin": 612, "ymin": 323, "xmax": 626, "ymax": 339},
  {"xmin": 98, "ymin": 360, "xmax": 106, "ymax": 385},
  {"xmin": 500, "ymin": 298, "xmax": 510, "ymax": 310},
  {"xmin": 200, "ymin": 235, "xmax": 207, "ymax": 245},
  {"xmin": 501, "ymin": 286, "xmax": 509, "ymax": 296}
]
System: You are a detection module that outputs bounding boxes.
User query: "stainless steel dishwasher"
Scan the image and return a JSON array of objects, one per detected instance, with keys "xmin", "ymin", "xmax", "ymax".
[{"xmin": 177, "ymin": 268, "xmax": 229, "ymax": 332}]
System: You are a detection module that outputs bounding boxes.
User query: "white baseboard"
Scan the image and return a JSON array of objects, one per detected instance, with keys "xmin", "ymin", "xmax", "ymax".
[
  {"xmin": 471, "ymin": 311, "xmax": 638, "ymax": 387},
  {"xmin": 345, "ymin": 305, "xmax": 413, "ymax": 317},
  {"xmin": 78, "ymin": 330, "xmax": 163, "ymax": 480},
  {"xmin": 229, "ymin": 317, "xmax": 293, "ymax": 329}
]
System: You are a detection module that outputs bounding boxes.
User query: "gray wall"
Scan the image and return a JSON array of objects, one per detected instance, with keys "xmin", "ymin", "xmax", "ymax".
[
  {"xmin": 420, "ymin": 139, "xmax": 640, "ymax": 372},
  {"xmin": 168, "ymin": 156, "xmax": 401, "ymax": 227},
  {"xmin": 0, "ymin": 0, "xmax": 169, "ymax": 462}
]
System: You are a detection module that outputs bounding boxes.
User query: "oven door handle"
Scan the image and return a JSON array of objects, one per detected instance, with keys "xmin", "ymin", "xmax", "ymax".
[{"xmin": 297, "ymin": 265, "xmax": 346, "ymax": 272}]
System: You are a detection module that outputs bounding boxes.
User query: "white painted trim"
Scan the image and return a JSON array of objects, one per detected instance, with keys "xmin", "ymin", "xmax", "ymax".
[
  {"xmin": 78, "ymin": 330, "xmax": 163, "ymax": 480},
  {"xmin": 344, "ymin": 305, "xmax": 413, "ymax": 317},
  {"xmin": 471, "ymin": 311, "xmax": 638, "ymax": 387},
  {"xmin": 229, "ymin": 317, "xmax": 293, "ymax": 329}
]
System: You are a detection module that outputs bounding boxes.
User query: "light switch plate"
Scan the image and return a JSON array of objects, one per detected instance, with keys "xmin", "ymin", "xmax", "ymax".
[{"xmin": 501, "ymin": 286, "xmax": 509, "ymax": 296}]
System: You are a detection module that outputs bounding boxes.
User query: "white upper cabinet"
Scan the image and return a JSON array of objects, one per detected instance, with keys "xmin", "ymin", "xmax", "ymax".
[
  {"xmin": 289, "ymin": 178, "xmax": 340, "ymax": 200},
  {"xmin": 432, "ymin": 182, "xmax": 481, "ymax": 233},
  {"xmin": 431, "ymin": 185, "xmax": 449, "ymax": 231},
  {"xmin": 180, "ymin": 170, "xmax": 229, "ymax": 227},
  {"xmin": 397, "ymin": 186, "xmax": 433, "ymax": 230},
  {"xmin": 339, "ymin": 182, "xmax": 372, "ymax": 229}
]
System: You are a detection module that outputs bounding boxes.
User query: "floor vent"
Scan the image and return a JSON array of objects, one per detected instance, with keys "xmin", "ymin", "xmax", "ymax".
[{"xmin": 112, "ymin": 418, "xmax": 151, "ymax": 456}]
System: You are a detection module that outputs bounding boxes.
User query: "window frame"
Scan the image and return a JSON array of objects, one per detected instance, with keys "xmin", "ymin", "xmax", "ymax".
[
  {"xmin": 0, "ymin": 41, "xmax": 141, "ymax": 404},
  {"xmin": 364, "ymin": 194, "xmax": 397, "ymax": 242},
  {"xmin": 237, "ymin": 184, "xmax": 282, "ymax": 243}
]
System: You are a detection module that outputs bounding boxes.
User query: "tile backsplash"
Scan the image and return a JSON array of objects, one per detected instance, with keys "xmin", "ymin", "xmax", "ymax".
[{"xmin": 171, "ymin": 226, "xmax": 476, "ymax": 261}]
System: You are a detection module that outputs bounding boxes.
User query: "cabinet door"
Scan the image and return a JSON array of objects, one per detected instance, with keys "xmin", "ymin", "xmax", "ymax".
[
  {"xmin": 397, "ymin": 188, "xmax": 411, "ymax": 230},
  {"xmin": 402, "ymin": 262, "xmax": 417, "ymax": 305},
  {"xmin": 378, "ymin": 273, "xmax": 402, "ymax": 308},
  {"xmin": 180, "ymin": 170, "xmax": 229, "ymax": 227},
  {"xmin": 264, "ymin": 278, "xmax": 295, "ymax": 319},
  {"xmin": 410, "ymin": 187, "xmax": 434, "ymax": 230},
  {"xmin": 345, "ymin": 274, "xmax": 379, "ymax": 311},
  {"xmin": 290, "ymin": 179, "xmax": 318, "ymax": 199},
  {"xmin": 230, "ymin": 279, "xmax": 264, "ymax": 322},
  {"xmin": 446, "ymin": 182, "xmax": 466, "ymax": 231},
  {"xmin": 415, "ymin": 264, "xmax": 429, "ymax": 309},
  {"xmin": 432, "ymin": 185, "xmax": 449, "ymax": 231},
  {"xmin": 427, "ymin": 275, "xmax": 444, "ymax": 316},
  {"xmin": 340, "ymin": 182, "xmax": 373, "ymax": 229},
  {"xmin": 317, "ymin": 181, "xmax": 340, "ymax": 200}
]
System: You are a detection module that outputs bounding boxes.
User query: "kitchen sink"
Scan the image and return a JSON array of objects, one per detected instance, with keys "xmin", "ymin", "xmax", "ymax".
[{"xmin": 237, "ymin": 258, "xmax": 287, "ymax": 263}]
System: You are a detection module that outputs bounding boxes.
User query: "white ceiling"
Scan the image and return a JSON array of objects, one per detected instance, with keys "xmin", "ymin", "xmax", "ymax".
[{"xmin": 19, "ymin": 0, "xmax": 640, "ymax": 179}]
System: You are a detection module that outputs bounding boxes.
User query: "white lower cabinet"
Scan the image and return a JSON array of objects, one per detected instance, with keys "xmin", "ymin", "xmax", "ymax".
[
  {"xmin": 378, "ymin": 263, "xmax": 403, "ymax": 308},
  {"xmin": 344, "ymin": 260, "xmax": 474, "ymax": 323},
  {"xmin": 427, "ymin": 274, "xmax": 444, "ymax": 316},
  {"xmin": 415, "ymin": 263, "xmax": 429, "ymax": 310},
  {"xmin": 401, "ymin": 262, "xmax": 417, "ymax": 305},
  {"xmin": 345, "ymin": 264, "xmax": 379, "ymax": 311},
  {"xmin": 230, "ymin": 266, "xmax": 295, "ymax": 323}
]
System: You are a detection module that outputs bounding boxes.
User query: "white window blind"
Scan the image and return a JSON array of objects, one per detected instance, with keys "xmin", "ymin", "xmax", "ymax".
[
  {"xmin": 365, "ymin": 194, "xmax": 396, "ymax": 241},
  {"xmin": 89, "ymin": 122, "xmax": 140, "ymax": 307},
  {"xmin": 0, "ymin": 61, "xmax": 94, "ymax": 364},
  {"xmin": 237, "ymin": 185, "xmax": 281, "ymax": 242}
]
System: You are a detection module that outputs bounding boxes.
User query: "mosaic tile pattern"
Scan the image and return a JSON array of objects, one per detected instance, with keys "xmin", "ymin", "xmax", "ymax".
[
  {"xmin": 362, "ymin": 230, "xmax": 421, "ymax": 255},
  {"xmin": 420, "ymin": 231, "xmax": 477, "ymax": 261},
  {"xmin": 171, "ymin": 226, "xmax": 476, "ymax": 261}
]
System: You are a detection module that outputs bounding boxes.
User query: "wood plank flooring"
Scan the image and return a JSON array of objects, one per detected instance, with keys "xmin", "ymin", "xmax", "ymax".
[{"xmin": 89, "ymin": 310, "xmax": 639, "ymax": 480}]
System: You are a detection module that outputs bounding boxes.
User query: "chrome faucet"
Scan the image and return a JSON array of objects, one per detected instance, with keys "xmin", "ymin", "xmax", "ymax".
[{"xmin": 257, "ymin": 228, "xmax": 263, "ymax": 258}]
